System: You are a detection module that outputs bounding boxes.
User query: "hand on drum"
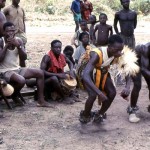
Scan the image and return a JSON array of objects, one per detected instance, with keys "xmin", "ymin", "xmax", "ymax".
[
  {"xmin": 68, "ymin": 71, "xmax": 75, "ymax": 79},
  {"xmin": 57, "ymin": 73, "xmax": 69, "ymax": 79}
]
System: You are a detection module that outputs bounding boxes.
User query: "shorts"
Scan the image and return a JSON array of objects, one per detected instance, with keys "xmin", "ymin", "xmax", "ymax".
[
  {"xmin": 120, "ymin": 34, "xmax": 135, "ymax": 50},
  {"xmin": 74, "ymin": 13, "xmax": 82, "ymax": 22},
  {"xmin": 1, "ymin": 68, "xmax": 27, "ymax": 82}
]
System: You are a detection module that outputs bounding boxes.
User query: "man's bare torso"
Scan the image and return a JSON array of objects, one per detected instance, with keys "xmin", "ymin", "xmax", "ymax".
[{"xmin": 117, "ymin": 10, "xmax": 136, "ymax": 36}]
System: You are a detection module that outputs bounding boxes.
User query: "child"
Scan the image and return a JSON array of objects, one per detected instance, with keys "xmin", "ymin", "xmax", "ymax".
[
  {"xmin": 93, "ymin": 13, "xmax": 113, "ymax": 46},
  {"xmin": 63, "ymin": 45, "xmax": 75, "ymax": 66},
  {"xmin": 71, "ymin": 20, "xmax": 89, "ymax": 48},
  {"xmin": 88, "ymin": 15, "xmax": 97, "ymax": 44}
]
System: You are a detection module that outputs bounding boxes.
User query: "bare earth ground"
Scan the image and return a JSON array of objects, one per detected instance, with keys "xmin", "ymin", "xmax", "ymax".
[{"xmin": 0, "ymin": 21, "xmax": 150, "ymax": 150}]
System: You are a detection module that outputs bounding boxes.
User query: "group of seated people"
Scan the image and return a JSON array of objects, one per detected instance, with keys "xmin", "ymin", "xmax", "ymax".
[
  {"xmin": 0, "ymin": 21, "xmax": 84, "ymax": 108},
  {"xmin": 0, "ymin": 11, "xmax": 118, "ymax": 109}
]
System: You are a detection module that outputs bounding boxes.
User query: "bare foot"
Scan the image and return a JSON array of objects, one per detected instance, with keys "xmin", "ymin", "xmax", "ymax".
[
  {"xmin": 63, "ymin": 97, "xmax": 75, "ymax": 104},
  {"xmin": 37, "ymin": 101, "xmax": 54, "ymax": 108}
]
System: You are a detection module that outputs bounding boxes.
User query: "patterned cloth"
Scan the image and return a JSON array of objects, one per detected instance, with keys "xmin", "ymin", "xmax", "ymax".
[
  {"xmin": 80, "ymin": 1, "xmax": 93, "ymax": 20},
  {"xmin": 76, "ymin": 46, "xmax": 109, "ymax": 92},
  {"xmin": 47, "ymin": 50, "xmax": 66, "ymax": 73}
]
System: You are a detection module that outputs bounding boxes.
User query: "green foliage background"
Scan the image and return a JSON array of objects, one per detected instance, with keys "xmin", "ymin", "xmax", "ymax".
[
  {"xmin": 6, "ymin": 0, "xmax": 150, "ymax": 15},
  {"xmin": 5, "ymin": 0, "xmax": 150, "ymax": 26}
]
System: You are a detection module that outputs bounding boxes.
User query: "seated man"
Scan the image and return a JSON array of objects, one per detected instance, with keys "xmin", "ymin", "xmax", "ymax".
[
  {"xmin": 40, "ymin": 40, "xmax": 76, "ymax": 103},
  {"xmin": 0, "ymin": 22, "xmax": 50, "ymax": 107}
]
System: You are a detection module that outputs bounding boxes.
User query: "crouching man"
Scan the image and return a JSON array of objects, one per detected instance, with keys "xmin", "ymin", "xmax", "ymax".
[{"xmin": 79, "ymin": 35, "xmax": 131, "ymax": 123}]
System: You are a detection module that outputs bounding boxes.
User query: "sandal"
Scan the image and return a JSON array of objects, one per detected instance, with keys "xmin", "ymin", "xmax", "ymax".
[
  {"xmin": 93, "ymin": 113, "xmax": 104, "ymax": 124},
  {"xmin": 79, "ymin": 110, "xmax": 92, "ymax": 124}
]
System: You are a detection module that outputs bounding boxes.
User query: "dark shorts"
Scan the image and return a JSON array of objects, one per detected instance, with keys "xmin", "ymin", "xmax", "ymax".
[
  {"xmin": 1, "ymin": 68, "xmax": 27, "ymax": 82},
  {"xmin": 120, "ymin": 34, "xmax": 135, "ymax": 50}
]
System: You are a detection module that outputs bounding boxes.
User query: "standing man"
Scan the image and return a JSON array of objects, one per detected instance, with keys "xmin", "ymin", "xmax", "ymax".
[
  {"xmin": 114, "ymin": 0, "xmax": 137, "ymax": 85},
  {"xmin": 127, "ymin": 43, "xmax": 150, "ymax": 123},
  {"xmin": 3, "ymin": 0, "xmax": 26, "ymax": 67},
  {"xmin": 71, "ymin": 0, "xmax": 82, "ymax": 32},
  {"xmin": 114, "ymin": 0, "xmax": 137, "ymax": 50},
  {"xmin": 0, "ymin": 0, "xmax": 6, "ymax": 37},
  {"xmin": 80, "ymin": 0, "xmax": 93, "ymax": 21}
]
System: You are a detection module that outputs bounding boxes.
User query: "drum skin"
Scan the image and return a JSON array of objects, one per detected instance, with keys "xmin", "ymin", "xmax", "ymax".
[{"xmin": 61, "ymin": 78, "xmax": 77, "ymax": 90}]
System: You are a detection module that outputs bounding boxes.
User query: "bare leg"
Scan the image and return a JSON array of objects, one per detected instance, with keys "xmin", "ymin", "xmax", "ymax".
[
  {"xmin": 45, "ymin": 76, "xmax": 65, "ymax": 98},
  {"xmin": 23, "ymin": 68, "xmax": 51, "ymax": 107},
  {"xmin": 83, "ymin": 84, "xmax": 97, "ymax": 117},
  {"xmin": 9, "ymin": 73, "xmax": 26, "ymax": 105},
  {"xmin": 130, "ymin": 72, "xmax": 142, "ymax": 108},
  {"xmin": 80, "ymin": 75, "xmax": 116, "ymax": 123},
  {"xmin": 75, "ymin": 21, "xmax": 79, "ymax": 32},
  {"xmin": 143, "ymin": 75, "xmax": 150, "ymax": 112},
  {"xmin": 98, "ymin": 75, "xmax": 116, "ymax": 115}
]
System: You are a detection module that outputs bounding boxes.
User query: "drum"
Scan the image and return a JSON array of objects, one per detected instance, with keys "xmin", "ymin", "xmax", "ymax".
[
  {"xmin": 0, "ymin": 82, "xmax": 14, "ymax": 96},
  {"xmin": 61, "ymin": 77, "xmax": 77, "ymax": 91}
]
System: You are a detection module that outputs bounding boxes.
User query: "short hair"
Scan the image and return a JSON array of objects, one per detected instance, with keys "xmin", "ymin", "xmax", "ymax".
[
  {"xmin": 63, "ymin": 45, "xmax": 74, "ymax": 53},
  {"xmin": 90, "ymin": 15, "xmax": 96, "ymax": 22},
  {"xmin": 99, "ymin": 13, "xmax": 107, "ymax": 18},
  {"xmin": 3, "ymin": 22, "xmax": 14, "ymax": 31},
  {"xmin": 79, "ymin": 32, "xmax": 89, "ymax": 41},
  {"xmin": 108, "ymin": 34, "xmax": 123, "ymax": 45},
  {"xmin": 51, "ymin": 40, "xmax": 62, "ymax": 47},
  {"xmin": 79, "ymin": 20, "xmax": 87, "ymax": 26}
]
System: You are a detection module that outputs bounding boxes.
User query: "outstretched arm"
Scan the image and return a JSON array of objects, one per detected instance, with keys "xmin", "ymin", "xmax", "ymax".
[{"xmin": 83, "ymin": 51, "xmax": 107, "ymax": 101}]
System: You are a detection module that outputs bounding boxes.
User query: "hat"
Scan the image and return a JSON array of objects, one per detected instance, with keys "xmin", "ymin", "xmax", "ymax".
[{"xmin": 1, "ymin": 83, "xmax": 14, "ymax": 96}]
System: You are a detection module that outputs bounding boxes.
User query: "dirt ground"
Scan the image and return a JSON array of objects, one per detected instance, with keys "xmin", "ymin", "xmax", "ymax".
[{"xmin": 0, "ymin": 22, "xmax": 150, "ymax": 150}]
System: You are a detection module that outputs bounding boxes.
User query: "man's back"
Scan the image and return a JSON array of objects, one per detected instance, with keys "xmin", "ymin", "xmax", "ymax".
[{"xmin": 135, "ymin": 43, "xmax": 150, "ymax": 68}]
